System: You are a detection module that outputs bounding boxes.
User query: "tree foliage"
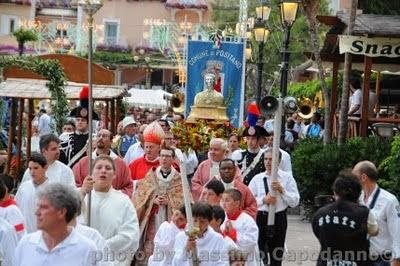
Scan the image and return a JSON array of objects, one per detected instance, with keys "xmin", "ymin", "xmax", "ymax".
[
  {"xmin": 210, "ymin": 0, "xmax": 330, "ymax": 99},
  {"xmin": 0, "ymin": 56, "xmax": 68, "ymax": 132},
  {"xmin": 359, "ymin": 0, "xmax": 400, "ymax": 15},
  {"xmin": 292, "ymin": 137, "xmax": 394, "ymax": 218},
  {"xmin": 12, "ymin": 28, "xmax": 38, "ymax": 56}
]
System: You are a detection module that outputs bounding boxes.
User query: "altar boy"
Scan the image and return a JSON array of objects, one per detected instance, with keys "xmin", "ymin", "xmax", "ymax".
[
  {"xmin": 221, "ymin": 189, "xmax": 261, "ymax": 266},
  {"xmin": 148, "ymin": 206, "xmax": 187, "ymax": 266}
]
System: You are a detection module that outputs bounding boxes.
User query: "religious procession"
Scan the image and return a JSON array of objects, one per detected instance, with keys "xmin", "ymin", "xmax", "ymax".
[{"xmin": 1, "ymin": 0, "xmax": 400, "ymax": 266}]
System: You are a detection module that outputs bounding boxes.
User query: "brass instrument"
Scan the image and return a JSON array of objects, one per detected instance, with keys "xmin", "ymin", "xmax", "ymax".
[
  {"xmin": 297, "ymin": 97, "xmax": 315, "ymax": 119},
  {"xmin": 170, "ymin": 91, "xmax": 185, "ymax": 114}
]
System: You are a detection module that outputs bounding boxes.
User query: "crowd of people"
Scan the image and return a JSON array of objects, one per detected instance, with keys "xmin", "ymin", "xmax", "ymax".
[{"xmin": 0, "ymin": 89, "xmax": 399, "ymax": 266}]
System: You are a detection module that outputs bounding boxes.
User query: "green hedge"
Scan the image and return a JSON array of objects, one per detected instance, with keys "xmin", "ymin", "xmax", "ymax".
[{"xmin": 292, "ymin": 137, "xmax": 394, "ymax": 217}]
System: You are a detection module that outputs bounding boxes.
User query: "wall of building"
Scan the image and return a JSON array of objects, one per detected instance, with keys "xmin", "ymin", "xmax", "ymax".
[
  {"xmin": 93, "ymin": 1, "xmax": 209, "ymax": 48},
  {"xmin": 0, "ymin": 3, "xmax": 31, "ymax": 46}
]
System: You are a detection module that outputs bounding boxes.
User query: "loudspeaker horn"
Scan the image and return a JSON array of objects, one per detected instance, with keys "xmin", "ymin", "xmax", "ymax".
[
  {"xmin": 260, "ymin": 95, "xmax": 278, "ymax": 114},
  {"xmin": 283, "ymin": 96, "xmax": 297, "ymax": 114}
]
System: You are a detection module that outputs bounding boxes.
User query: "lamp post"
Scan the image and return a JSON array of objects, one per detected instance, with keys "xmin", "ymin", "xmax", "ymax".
[
  {"xmin": 133, "ymin": 54, "xmax": 152, "ymax": 89},
  {"xmin": 279, "ymin": 0, "xmax": 299, "ymax": 141},
  {"xmin": 253, "ymin": 1, "xmax": 271, "ymax": 107},
  {"xmin": 78, "ymin": 0, "xmax": 103, "ymax": 226}
]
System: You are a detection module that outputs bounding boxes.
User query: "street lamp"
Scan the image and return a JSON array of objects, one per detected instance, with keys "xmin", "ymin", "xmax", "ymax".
[
  {"xmin": 253, "ymin": 0, "xmax": 270, "ymax": 107},
  {"xmin": 279, "ymin": 0, "xmax": 299, "ymax": 142},
  {"xmin": 279, "ymin": 0, "xmax": 299, "ymax": 98},
  {"xmin": 78, "ymin": 0, "xmax": 103, "ymax": 226}
]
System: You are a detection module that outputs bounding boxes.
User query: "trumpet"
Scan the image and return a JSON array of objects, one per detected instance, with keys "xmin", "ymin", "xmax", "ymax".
[
  {"xmin": 170, "ymin": 91, "xmax": 185, "ymax": 114},
  {"xmin": 297, "ymin": 97, "xmax": 316, "ymax": 119}
]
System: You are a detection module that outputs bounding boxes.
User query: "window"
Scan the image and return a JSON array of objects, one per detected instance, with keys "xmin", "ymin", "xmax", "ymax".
[
  {"xmin": 104, "ymin": 21, "xmax": 119, "ymax": 45},
  {"xmin": 9, "ymin": 18, "xmax": 15, "ymax": 33},
  {"xmin": 0, "ymin": 15, "xmax": 19, "ymax": 35}
]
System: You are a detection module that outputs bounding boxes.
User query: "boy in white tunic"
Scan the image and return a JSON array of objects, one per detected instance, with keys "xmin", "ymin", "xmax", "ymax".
[
  {"xmin": 221, "ymin": 189, "xmax": 260, "ymax": 266},
  {"xmin": 209, "ymin": 205, "xmax": 237, "ymax": 251},
  {"xmin": 0, "ymin": 217, "xmax": 18, "ymax": 266},
  {"xmin": 15, "ymin": 152, "xmax": 50, "ymax": 232},
  {"xmin": 21, "ymin": 134, "xmax": 76, "ymax": 186},
  {"xmin": 148, "ymin": 206, "xmax": 187, "ymax": 266},
  {"xmin": 79, "ymin": 155, "xmax": 140, "ymax": 266},
  {"xmin": 172, "ymin": 202, "xmax": 230, "ymax": 266}
]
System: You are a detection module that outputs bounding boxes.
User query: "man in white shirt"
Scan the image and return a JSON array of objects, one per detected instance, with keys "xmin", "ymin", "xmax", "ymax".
[
  {"xmin": 21, "ymin": 134, "xmax": 76, "ymax": 186},
  {"xmin": 0, "ymin": 217, "xmax": 18, "ymax": 266},
  {"xmin": 38, "ymin": 109, "xmax": 52, "ymax": 136},
  {"xmin": 172, "ymin": 203, "xmax": 229, "ymax": 266},
  {"xmin": 348, "ymin": 76, "xmax": 363, "ymax": 116},
  {"xmin": 13, "ymin": 183, "xmax": 98, "ymax": 266},
  {"xmin": 124, "ymin": 124, "xmax": 147, "ymax": 164},
  {"xmin": 15, "ymin": 152, "xmax": 50, "ymax": 232},
  {"xmin": 352, "ymin": 161, "xmax": 400, "ymax": 266},
  {"xmin": 265, "ymin": 132, "xmax": 293, "ymax": 174},
  {"xmin": 248, "ymin": 148, "xmax": 300, "ymax": 266}
]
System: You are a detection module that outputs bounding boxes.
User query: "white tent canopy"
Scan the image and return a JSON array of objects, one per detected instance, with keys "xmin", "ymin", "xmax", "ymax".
[{"xmin": 125, "ymin": 88, "xmax": 171, "ymax": 109}]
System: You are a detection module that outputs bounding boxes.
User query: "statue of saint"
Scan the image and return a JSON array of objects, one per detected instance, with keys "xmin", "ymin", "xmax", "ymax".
[
  {"xmin": 187, "ymin": 72, "xmax": 229, "ymax": 122},
  {"xmin": 193, "ymin": 73, "xmax": 225, "ymax": 107}
]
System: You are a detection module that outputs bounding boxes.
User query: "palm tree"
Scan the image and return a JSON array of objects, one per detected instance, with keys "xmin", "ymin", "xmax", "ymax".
[
  {"xmin": 338, "ymin": 0, "xmax": 358, "ymax": 145},
  {"xmin": 12, "ymin": 28, "xmax": 38, "ymax": 56},
  {"xmin": 302, "ymin": 0, "xmax": 331, "ymax": 144}
]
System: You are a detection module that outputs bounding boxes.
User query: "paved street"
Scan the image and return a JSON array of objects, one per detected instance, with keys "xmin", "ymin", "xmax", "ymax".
[{"xmin": 284, "ymin": 215, "xmax": 320, "ymax": 266}]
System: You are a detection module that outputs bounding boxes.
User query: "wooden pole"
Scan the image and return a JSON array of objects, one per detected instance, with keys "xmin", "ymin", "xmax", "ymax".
[
  {"xmin": 6, "ymin": 99, "xmax": 17, "ymax": 175},
  {"xmin": 375, "ymin": 72, "xmax": 381, "ymax": 114},
  {"xmin": 329, "ymin": 59, "xmax": 339, "ymax": 139},
  {"xmin": 105, "ymin": 100, "xmax": 109, "ymax": 130},
  {"xmin": 116, "ymin": 97, "xmax": 122, "ymax": 129},
  {"xmin": 360, "ymin": 56, "xmax": 372, "ymax": 137},
  {"xmin": 16, "ymin": 98, "xmax": 24, "ymax": 177},
  {"xmin": 268, "ymin": 98, "xmax": 282, "ymax": 227},
  {"xmin": 26, "ymin": 99, "xmax": 34, "ymax": 165},
  {"xmin": 110, "ymin": 99, "xmax": 115, "ymax": 135}
]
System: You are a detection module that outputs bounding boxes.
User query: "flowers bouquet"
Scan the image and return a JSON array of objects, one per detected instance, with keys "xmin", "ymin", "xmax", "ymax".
[{"xmin": 171, "ymin": 120, "xmax": 242, "ymax": 153}]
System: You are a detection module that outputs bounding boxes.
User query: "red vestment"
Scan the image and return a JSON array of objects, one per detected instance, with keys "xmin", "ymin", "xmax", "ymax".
[{"xmin": 129, "ymin": 156, "xmax": 160, "ymax": 181}]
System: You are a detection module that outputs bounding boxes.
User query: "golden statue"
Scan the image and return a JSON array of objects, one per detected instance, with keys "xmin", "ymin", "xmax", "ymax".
[{"xmin": 187, "ymin": 73, "xmax": 229, "ymax": 122}]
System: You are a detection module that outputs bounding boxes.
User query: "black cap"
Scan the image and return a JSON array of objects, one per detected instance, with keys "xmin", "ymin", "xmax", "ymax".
[
  {"xmin": 242, "ymin": 125, "xmax": 268, "ymax": 138},
  {"xmin": 69, "ymin": 106, "xmax": 99, "ymax": 121}
]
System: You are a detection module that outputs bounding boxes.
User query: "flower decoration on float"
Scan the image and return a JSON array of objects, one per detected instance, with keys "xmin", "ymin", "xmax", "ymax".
[{"xmin": 171, "ymin": 120, "xmax": 241, "ymax": 153}]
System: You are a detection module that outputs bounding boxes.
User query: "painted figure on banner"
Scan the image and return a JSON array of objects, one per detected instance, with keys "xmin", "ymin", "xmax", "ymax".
[{"xmin": 205, "ymin": 60, "xmax": 224, "ymax": 94}]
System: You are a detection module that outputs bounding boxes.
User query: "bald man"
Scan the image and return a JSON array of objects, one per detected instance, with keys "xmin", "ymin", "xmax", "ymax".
[
  {"xmin": 73, "ymin": 129, "xmax": 133, "ymax": 196},
  {"xmin": 353, "ymin": 161, "xmax": 400, "ymax": 266}
]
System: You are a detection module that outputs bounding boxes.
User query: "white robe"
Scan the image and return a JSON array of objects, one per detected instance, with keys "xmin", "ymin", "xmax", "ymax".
[
  {"xmin": 148, "ymin": 221, "xmax": 183, "ymax": 266},
  {"xmin": 21, "ymin": 160, "xmax": 76, "ymax": 187},
  {"xmin": 15, "ymin": 180, "xmax": 49, "ymax": 233},
  {"xmin": 0, "ymin": 218, "xmax": 18, "ymax": 266},
  {"xmin": 221, "ymin": 212, "xmax": 261, "ymax": 266},
  {"xmin": 0, "ymin": 204, "xmax": 26, "ymax": 241},
  {"xmin": 75, "ymin": 224, "xmax": 113, "ymax": 266},
  {"xmin": 79, "ymin": 188, "xmax": 139, "ymax": 266},
  {"xmin": 171, "ymin": 226, "xmax": 229, "ymax": 266}
]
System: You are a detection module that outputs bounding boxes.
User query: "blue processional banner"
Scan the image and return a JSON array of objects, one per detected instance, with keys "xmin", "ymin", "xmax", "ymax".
[{"xmin": 185, "ymin": 40, "xmax": 246, "ymax": 128}]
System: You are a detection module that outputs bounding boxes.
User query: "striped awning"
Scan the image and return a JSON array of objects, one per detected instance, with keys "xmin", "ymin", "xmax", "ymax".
[
  {"xmin": 0, "ymin": 78, "xmax": 128, "ymax": 100},
  {"xmin": 165, "ymin": 0, "xmax": 208, "ymax": 10}
]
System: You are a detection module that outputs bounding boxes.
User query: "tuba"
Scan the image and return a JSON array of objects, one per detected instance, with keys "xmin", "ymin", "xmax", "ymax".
[
  {"xmin": 170, "ymin": 91, "xmax": 185, "ymax": 114},
  {"xmin": 297, "ymin": 97, "xmax": 316, "ymax": 119}
]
